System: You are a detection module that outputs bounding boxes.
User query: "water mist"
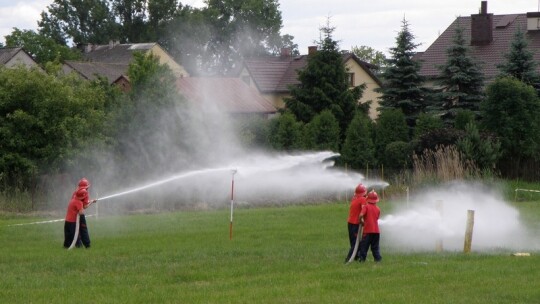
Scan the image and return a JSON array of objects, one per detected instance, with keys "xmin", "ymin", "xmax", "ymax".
[{"xmin": 380, "ymin": 181, "xmax": 539, "ymax": 252}]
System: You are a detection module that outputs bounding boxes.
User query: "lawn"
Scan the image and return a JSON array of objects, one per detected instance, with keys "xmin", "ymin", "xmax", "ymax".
[{"xmin": 1, "ymin": 200, "xmax": 539, "ymax": 303}]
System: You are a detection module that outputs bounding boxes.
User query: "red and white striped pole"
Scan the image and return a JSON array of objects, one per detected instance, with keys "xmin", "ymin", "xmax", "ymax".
[{"xmin": 229, "ymin": 169, "xmax": 237, "ymax": 240}]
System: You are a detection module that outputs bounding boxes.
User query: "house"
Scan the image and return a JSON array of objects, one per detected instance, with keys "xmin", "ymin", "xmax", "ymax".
[
  {"xmin": 176, "ymin": 77, "xmax": 277, "ymax": 119},
  {"xmin": 417, "ymin": 1, "xmax": 540, "ymax": 85},
  {"xmin": 62, "ymin": 60, "xmax": 130, "ymax": 89},
  {"xmin": 239, "ymin": 47, "xmax": 383, "ymax": 119},
  {"xmin": 80, "ymin": 42, "xmax": 189, "ymax": 78},
  {"xmin": 0, "ymin": 47, "xmax": 39, "ymax": 69},
  {"xmin": 63, "ymin": 42, "xmax": 189, "ymax": 88}
]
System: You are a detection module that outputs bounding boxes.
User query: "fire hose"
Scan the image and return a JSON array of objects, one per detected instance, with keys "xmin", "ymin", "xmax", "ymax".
[{"xmin": 346, "ymin": 224, "xmax": 363, "ymax": 264}]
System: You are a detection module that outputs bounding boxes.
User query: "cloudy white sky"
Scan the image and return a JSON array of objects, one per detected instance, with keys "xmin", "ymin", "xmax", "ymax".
[{"xmin": 1, "ymin": 0, "xmax": 538, "ymax": 54}]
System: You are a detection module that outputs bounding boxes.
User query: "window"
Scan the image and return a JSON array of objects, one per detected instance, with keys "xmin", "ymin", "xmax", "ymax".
[{"xmin": 348, "ymin": 73, "xmax": 355, "ymax": 87}]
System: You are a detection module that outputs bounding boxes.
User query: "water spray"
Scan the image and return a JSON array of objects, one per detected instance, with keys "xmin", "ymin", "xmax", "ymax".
[{"xmin": 229, "ymin": 169, "xmax": 237, "ymax": 240}]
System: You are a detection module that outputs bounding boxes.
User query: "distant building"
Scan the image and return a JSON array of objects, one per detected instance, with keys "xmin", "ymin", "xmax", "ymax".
[
  {"xmin": 0, "ymin": 47, "xmax": 38, "ymax": 69},
  {"xmin": 417, "ymin": 1, "xmax": 540, "ymax": 85},
  {"xmin": 176, "ymin": 77, "xmax": 277, "ymax": 118},
  {"xmin": 239, "ymin": 46, "xmax": 383, "ymax": 119}
]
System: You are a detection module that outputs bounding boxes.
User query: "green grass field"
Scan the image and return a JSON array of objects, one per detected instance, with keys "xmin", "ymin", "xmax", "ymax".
[{"xmin": 1, "ymin": 201, "xmax": 539, "ymax": 303}]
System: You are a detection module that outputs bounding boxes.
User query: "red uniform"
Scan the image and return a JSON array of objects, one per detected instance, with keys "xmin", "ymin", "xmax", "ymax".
[
  {"xmin": 360, "ymin": 203, "xmax": 380, "ymax": 234},
  {"xmin": 347, "ymin": 195, "xmax": 367, "ymax": 224},
  {"xmin": 65, "ymin": 198, "xmax": 83, "ymax": 222},
  {"xmin": 358, "ymin": 193, "xmax": 382, "ymax": 262}
]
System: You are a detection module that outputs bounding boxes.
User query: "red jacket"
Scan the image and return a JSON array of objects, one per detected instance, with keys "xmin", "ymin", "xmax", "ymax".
[
  {"xmin": 65, "ymin": 198, "xmax": 83, "ymax": 222},
  {"xmin": 347, "ymin": 195, "xmax": 367, "ymax": 224},
  {"xmin": 360, "ymin": 203, "xmax": 380, "ymax": 233}
]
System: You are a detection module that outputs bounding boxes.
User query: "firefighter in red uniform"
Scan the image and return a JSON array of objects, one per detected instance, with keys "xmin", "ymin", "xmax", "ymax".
[
  {"xmin": 70, "ymin": 178, "xmax": 97, "ymax": 248},
  {"xmin": 64, "ymin": 188, "xmax": 87, "ymax": 248},
  {"xmin": 345, "ymin": 183, "xmax": 368, "ymax": 262},
  {"xmin": 358, "ymin": 190, "xmax": 382, "ymax": 262}
]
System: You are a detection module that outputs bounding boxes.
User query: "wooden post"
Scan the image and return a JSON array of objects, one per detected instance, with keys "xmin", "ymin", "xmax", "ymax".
[
  {"xmin": 463, "ymin": 210, "xmax": 475, "ymax": 253},
  {"xmin": 435, "ymin": 200, "xmax": 443, "ymax": 252}
]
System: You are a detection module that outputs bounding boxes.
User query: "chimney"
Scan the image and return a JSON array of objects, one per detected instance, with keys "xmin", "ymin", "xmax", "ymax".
[
  {"xmin": 471, "ymin": 1, "xmax": 493, "ymax": 46},
  {"xmin": 280, "ymin": 47, "xmax": 291, "ymax": 58},
  {"xmin": 308, "ymin": 46, "xmax": 318, "ymax": 56}
]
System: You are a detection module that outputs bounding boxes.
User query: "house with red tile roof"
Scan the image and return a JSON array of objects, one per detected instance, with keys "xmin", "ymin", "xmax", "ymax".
[
  {"xmin": 417, "ymin": 1, "xmax": 540, "ymax": 85},
  {"xmin": 64, "ymin": 42, "xmax": 276, "ymax": 116},
  {"xmin": 239, "ymin": 47, "xmax": 383, "ymax": 119}
]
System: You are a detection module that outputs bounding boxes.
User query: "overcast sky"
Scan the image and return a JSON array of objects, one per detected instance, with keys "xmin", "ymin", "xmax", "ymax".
[{"xmin": 1, "ymin": 0, "xmax": 538, "ymax": 55}]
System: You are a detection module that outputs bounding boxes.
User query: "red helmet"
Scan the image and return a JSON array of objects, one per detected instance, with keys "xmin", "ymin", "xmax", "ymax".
[
  {"xmin": 76, "ymin": 188, "xmax": 88, "ymax": 200},
  {"xmin": 78, "ymin": 178, "xmax": 90, "ymax": 189},
  {"xmin": 355, "ymin": 184, "xmax": 367, "ymax": 196},
  {"xmin": 366, "ymin": 191, "xmax": 379, "ymax": 203}
]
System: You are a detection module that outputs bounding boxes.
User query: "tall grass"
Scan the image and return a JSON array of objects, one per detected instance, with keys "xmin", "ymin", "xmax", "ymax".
[{"xmin": 1, "ymin": 202, "xmax": 538, "ymax": 303}]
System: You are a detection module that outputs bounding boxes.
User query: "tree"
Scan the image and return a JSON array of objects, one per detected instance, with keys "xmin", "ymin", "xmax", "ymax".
[
  {"xmin": 5, "ymin": 28, "xmax": 81, "ymax": 64},
  {"xmin": 38, "ymin": 0, "xmax": 118, "ymax": 45},
  {"xmin": 111, "ymin": 0, "xmax": 149, "ymax": 42},
  {"xmin": 285, "ymin": 21, "xmax": 363, "ymax": 141},
  {"xmin": 414, "ymin": 112, "xmax": 443, "ymax": 139},
  {"xmin": 303, "ymin": 110, "xmax": 340, "ymax": 151},
  {"xmin": 436, "ymin": 26, "xmax": 484, "ymax": 124},
  {"xmin": 341, "ymin": 111, "xmax": 376, "ymax": 169},
  {"xmin": 0, "ymin": 66, "xmax": 108, "ymax": 190},
  {"xmin": 202, "ymin": 0, "xmax": 284, "ymax": 74},
  {"xmin": 351, "ymin": 45, "xmax": 387, "ymax": 74},
  {"xmin": 373, "ymin": 109, "xmax": 409, "ymax": 165},
  {"xmin": 112, "ymin": 52, "xmax": 187, "ymax": 177},
  {"xmin": 457, "ymin": 122, "xmax": 501, "ymax": 171},
  {"xmin": 497, "ymin": 27, "xmax": 539, "ymax": 88},
  {"xmin": 268, "ymin": 110, "xmax": 303, "ymax": 151},
  {"xmin": 481, "ymin": 77, "xmax": 540, "ymax": 171},
  {"xmin": 377, "ymin": 19, "xmax": 429, "ymax": 126}
]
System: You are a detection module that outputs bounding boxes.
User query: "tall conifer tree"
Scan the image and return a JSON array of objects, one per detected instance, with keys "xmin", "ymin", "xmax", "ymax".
[
  {"xmin": 377, "ymin": 19, "xmax": 428, "ymax": 127},
  {"xmin": 436, "ymin": 26, "xmax": 484, "ymax": 124}
]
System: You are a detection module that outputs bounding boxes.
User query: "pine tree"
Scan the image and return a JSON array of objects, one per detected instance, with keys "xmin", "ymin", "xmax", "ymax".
[
  {"xmin": 436, "ymin": 26, "xmax": 484, "ymax": 124},
  {"xmin": 377, "ymin": 18, "xmax": 428, "ymax": 127},
  {"xmin": 285, "ymin": 20, "xmax": 363, "ymax": 141},
  {"xmin": 497, "ymin": 27, "xmax": 540, "ymax": 88},
  {"xmin": 341, "ymin": 111, "xmax": 376, "ymax": 169}
]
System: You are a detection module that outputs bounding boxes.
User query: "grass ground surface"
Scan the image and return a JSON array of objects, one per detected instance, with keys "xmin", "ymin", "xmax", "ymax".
[{"xmin": 1, "ymin": 200, "xmax": 539, "ymax": 303}]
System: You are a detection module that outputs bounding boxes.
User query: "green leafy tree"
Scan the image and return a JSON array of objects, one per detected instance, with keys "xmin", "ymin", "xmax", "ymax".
[
  {"xmin": 436, "ymin": 26, "xmax": 484, "ymax": 124},
  {"xmin": 111, "ymin": 0, "xmax": 149, "ymax": 42},
  {"xmin": 113, "ymin": 52, "xmax": 187, "ymax": 177},
  {"xmin": 341, "ymin": 111, "xmax": 376, "ymax": 169},
  {"xmin": 38, "ymin": 0, "xmax": 118, "ymax": 45},
  {"xmin": 481, "ymin": 77, "xmax": 540, "ymax": 171},
  {"xmin": 202, "ymin": 0, "xmax": 283, "ymax": 74},
  {"xmin": 377, "ymin": 19, "xmax": 429, "ymax": 126},
  {"xmin": 351, "ymin": 45, "xmax": 387, "ymax": 74},
  {"xmin": 285, "ymin": 21, "xmax": 363, "ymax": 141},
  {"xmin": 5, "ymin": 28, "xmax": 81, "ymax": 64},
  {"xmin": 373, "ymin": 109, "xmax": 409, "ymax": 165},
  {"xmin": 457, "ymin": 122, "xmax": 501, "ymax": 171},
  {"xmin": 414, "ymin": 112, "xmax": 443, "ymax": 139},
  {"xmin": 497, "ymin": 27, "xmax": 539, "ymax": 87},
  {"xmin": 303, "ymin": 110, "xmax": 340, "ymax": 151},
  {"xmin": 0, "ymin": 66, "xmax": 108, "ymax": 190},
  {"xmin": 268, "ymin": 110, "xmax": 303, "ymax": 151},
  {"xmin": 384, "ymin": 141, "xmax": 412, "ymax": 169}
]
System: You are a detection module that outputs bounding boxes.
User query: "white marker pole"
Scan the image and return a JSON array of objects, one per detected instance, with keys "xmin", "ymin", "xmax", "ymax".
[{"xmin": 229, "ymin": 169, "xmax": 237, "ymax": 240}]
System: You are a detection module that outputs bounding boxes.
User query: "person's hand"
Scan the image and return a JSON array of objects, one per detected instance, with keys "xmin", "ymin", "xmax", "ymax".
[{"xmin": 92, "ymin": 199, "xmax": 98, "ymax": 204}]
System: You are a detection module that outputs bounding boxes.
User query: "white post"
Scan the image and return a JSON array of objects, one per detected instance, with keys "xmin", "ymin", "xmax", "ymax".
[{"xmin": 229, "ymin": 169, "xmax": 237, "ymax": 240}]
